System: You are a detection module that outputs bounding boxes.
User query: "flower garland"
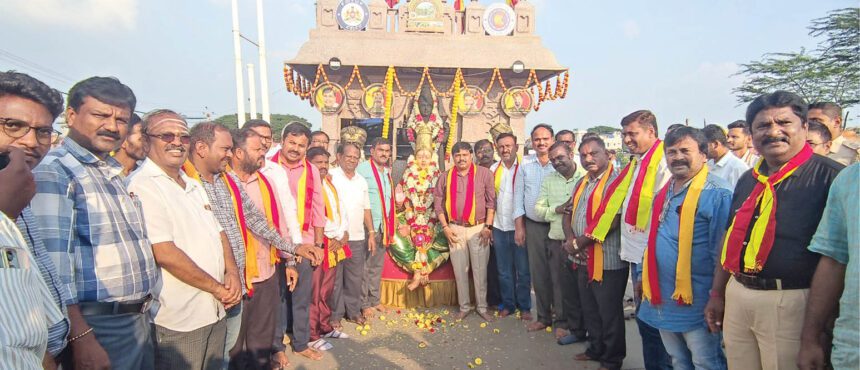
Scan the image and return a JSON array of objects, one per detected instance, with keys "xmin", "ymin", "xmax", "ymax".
[
  {"xmin": 382, "ymin": 66, "xmax": 395, "ymax": 139},
  {"xmin": 446, "ymin": 70, "xmax": 463, "ymax": 157},
  {"xmin": 400, "ymin": 157, "xmax": 441, "ymax": 228}
]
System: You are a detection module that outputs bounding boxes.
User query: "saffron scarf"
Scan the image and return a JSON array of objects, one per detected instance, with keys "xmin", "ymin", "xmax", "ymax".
[
  {"xmin": 643, "ymin": 166, "xmax": 708, "ymax": 305},
  {"xmin": 270, "ymin": 155, "xmax": 313, "ymax": 232},
  {"xmin": 254, "ymin": 171, "xmax": 281, "ymax": 271},
  {"xmin": 721, "ymin": 144, "xmax": 813, "ymax": 273},
  {"xmin": 322, "ymin": 178, "xmax": 351, "ymax": 271},
  {"xmin": 445, "ymin": 164, "xmax": 477, "ymax": 225},
  {"xmin": 182, "ymin": 161, "xmax": 254, "ymax": 293},
  {"xmin": 571, "ymin": 164, "xmax": 613, "ymax": 282},
  {"xmin": 493, "ymin": 159, "xmax": 519, "ymax": 195},
  {"xmin": 586, "ymin": 140, "xmax": 664, "ymax": 241},
  {"xmin": 369, "ymin": 161, "xmax": 395, "ymax": 245}
]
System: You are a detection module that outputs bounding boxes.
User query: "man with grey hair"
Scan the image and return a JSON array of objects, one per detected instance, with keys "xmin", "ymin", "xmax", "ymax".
[{"xmin": 127, "ymin": 111, "xmax": 241, "ymax": 369}]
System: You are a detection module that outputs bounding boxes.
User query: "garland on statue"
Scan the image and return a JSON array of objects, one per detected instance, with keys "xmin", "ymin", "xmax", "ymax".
[{"xmin": 382, "ymin": 66, "xmax": 395, "ymax": 139}]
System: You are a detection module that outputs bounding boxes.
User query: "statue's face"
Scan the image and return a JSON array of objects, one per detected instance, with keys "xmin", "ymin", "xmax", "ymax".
[
  {"xmin": 418, "ymin": 97, "xmax": 432, "ymax": 118},
  {"xmin": 415, "ymin": 149, "xmax": 432, "ymax": 169}
]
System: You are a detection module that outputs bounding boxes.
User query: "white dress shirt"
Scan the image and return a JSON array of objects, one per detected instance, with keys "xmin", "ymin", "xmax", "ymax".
[
  {"xmin": 330, "ymin": 167, "xmax": 371, "ymax": 241},
  {"xmin": 620, "ymin": 155, "xmax": 671, "ymax": 264},
  {"xmin": 127, "ymin": 159, "xmax": 225, "ymax": 332},
  {"xmin": 707, "ymin": 151, "xmax": 750, "ymax": 190},
  {"xmin": 490, "ymin": 160, "xmax": 518, "ymax": 231},
  {"xmin": 259, "ymin": 160, "xmax": 304, "ymax": 245},
  {"xmin": 322, "ymin": 177, "xmax": 350, "ymax": 240}
]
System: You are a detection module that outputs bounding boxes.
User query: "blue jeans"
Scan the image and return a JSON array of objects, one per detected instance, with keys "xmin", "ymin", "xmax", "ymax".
[
  {"xmin": 632, "ymin": 263, "xmax": 673, "ymax": 370},
  {"xmin": 493, "ymin": 228, "xmax": 531, "ymax": 312},
  {"xmin": 660, "ymin": 325, "xmax": 727, "ymax": 370},
  {"xmin": 223, "ymin": 303, "xmax": 243, "ymax": 369}
]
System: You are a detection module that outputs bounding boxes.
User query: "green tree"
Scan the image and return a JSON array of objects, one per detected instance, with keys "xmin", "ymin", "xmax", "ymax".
[
  {"xmin": 587, "ymin": 125, "xmax": 619, "ymax": 135},
  {"xmin": 734, "ymin": 8, "xmax": 859, "ymax": 107},
  {"xmin": 214, "ymin": 114, "xmax": 312, "ymax": 140}
]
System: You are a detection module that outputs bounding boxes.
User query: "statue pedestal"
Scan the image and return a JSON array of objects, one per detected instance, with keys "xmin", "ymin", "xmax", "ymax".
[{"xmin": 381, "ymin": 253, "xmax": 457, "ymax": 308}]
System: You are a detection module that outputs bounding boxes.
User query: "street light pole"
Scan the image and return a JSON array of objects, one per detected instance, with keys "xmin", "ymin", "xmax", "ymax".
[
  {"xmin": 247, "ymin": 63, "xmax": 258, "ymax": 119},
  {"xmin": 255, "ymin": 0, "xmax": 271, "ymax": 123},
  {"xmin": 231, "ymin": 0, "xmax": 247, "ymax": 126}
]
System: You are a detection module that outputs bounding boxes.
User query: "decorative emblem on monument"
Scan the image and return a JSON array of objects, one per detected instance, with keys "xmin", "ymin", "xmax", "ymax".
[
  {"xmin": 501, "ymin": 86, "xmax": 533, "ymax": 117},
  {"xmin": 336, "ymin": 0, "xmax": 370, "ymax": 31},
  {"xmin": 457, "ymin": 85, "xmax": 486, "ymax": 116},
  {"xmin": 482, "ymin": 3, "xmax": 516, "ymax": 36},
  {"xmin": 313, "ymin": 82, "xmax": 346, "ymax": 114},
  {"xmin": 406, "ymin": 0, "xmax": 445, "ymax": 33}
]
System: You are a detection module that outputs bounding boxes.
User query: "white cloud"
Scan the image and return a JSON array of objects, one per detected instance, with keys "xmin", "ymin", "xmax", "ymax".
[
  {"xmin": 622, "ymin": 19, "xmax": 640, "ymax": 39},
  {"xmin": 0, "ymin": 0, "xmax": 138, "ymax": 31}
]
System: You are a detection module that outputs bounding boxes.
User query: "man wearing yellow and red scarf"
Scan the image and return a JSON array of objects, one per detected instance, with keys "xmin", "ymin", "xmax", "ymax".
[
  {"xmin": 706, "ymin": 91, "xmax": 844, "ymax": 370},
  {"xmin": 267, "ymin": 122, "xmax": 327, "ymax": 361},
  {"xmin": 306, "ymin": 147, "xmax": 351, "ymax": 352},
  {"xmin": 636, "ymin": 127, "xmax": 733, "ymax": 370},
  {"xmin": 356, "ymin": 138, "xmax": 395, "ymax": 320},
  {"xmin": 185, "ymin": 122, "xmax": 321, "ymax": 366},
  {"xmin": 435, "ymin": 142, "xmax": 496, "ymax": 322},
  {"xmin": 228, "ymin": 128, "xmax": 320, "ymax": 368},
  {"xmin": 562, "ymin": 136, "xmax": 626, "ymax": 370},
  {"xmin": 583, "ymin": 111, "xmax": 673, "ymax": 369}
]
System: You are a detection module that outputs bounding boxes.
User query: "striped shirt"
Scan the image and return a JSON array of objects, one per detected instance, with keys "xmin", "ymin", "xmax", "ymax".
[
  {"xmin": 571, "ymin": 168, "xmax": 626, "ymax": 270},
  {"xmin": 535, "ymin": 171, "xmax": 582, "ymax": 240},
  {"xmin": 0, "ymin": 213, "xmax": 65, "ymax": 370},
  {"xmin": 197, "ymin": 171, "xmax": 296, "ymax": 291},
  {"xmin": 16, "ymin": 207, "xmax": 70, "ymax": 356},
  {"xmin": 513, "ymin": 154, "xmax": 556, "ymax": 222},
  {"xmin": 30, "ymin": 138, "xmax": 158, "ymax": 304}
]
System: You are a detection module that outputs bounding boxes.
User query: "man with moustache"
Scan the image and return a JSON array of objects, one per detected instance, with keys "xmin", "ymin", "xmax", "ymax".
[
  {"xmin": 583, "ymin": 110, "xmax": 673, "ymax": 369},
  {"xmin": 474, "ymin": 138, "xmax": 500, "ymax": 308},
  {"xmin": 0, "ymin": 71, "xmax": 69, "ymax": 368},
  {"xmin": 228, "ymin": 128, "xmax": 313, "ymax": 369},
  {"xmin": 490, "ymin": 133, "xmax": 530, "ymax": 318},
  {"xmin": 703, "ymin": 124, "xmax": 749, "ymax": 189},
  {"xmin": 513, "ymin": 124, "xmax": 559, "ymax": 332},
  {"xmin": 310, "ymin": 131, "xmax": 330, "ymax": 150},
  {"xmin": 356, "ymin": 138, "xmax": 395, "ymax": 319},
  {"xmin": 638, "ymin": 127, "xmax": 732, "ymax": 370},
  {"xmin": 126, "ymin": 111, "xmax": 241, "ymax": 369},
  {"xmin": 113, "ymin": 113, "xmax": 145, "ymax": 176},
  {"xmin": 435, "ymin": 142, "xmax": 496, "ymax": 321},
  {"xmin": 329, "ymin": 142, "xmax": 374, "ymax": 327},
  {"xmin": 726, "ymin": 120, "xmax": 759, "ymax": 167},
  {"xmin": 706, "ymin": 91, "xmax": 844, "ymax": 369},
  {"xmin": 806, "ymin": 120, "xmax": 833, "ymax": 156},
  {"xmin": 268, "ymin": 122, "xmax": 326, "ymax": 361},
  {"xmin": 556, "ymin": 129, "xmax": 586, "ymax": 179},
  {"xmin": 808, "ymin": 102, "xmax": 859, "ymax": 166},
  {"xmin": 31, "ymin": 77, "xmax": 159, "ymax": 370},
  {"xmin": 184, "ymin": 121, "xmax": 317, "ymax": 366},
  {"xmin": 535, "ymin": 142, "xmax": 586, "ymax": 345},
  {"xmin": 563, "ymin": 136, "xmax": 627, "ymax": 370},
  {"xmin": 245, "ymin": 120, "xmax": 308, "ymax": 369},
  {"xmin": 305, "ymin": 147, "xmax": 350, "ymax": 351}
]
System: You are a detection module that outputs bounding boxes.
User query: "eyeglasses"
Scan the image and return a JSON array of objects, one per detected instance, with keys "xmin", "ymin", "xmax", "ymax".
[
  {"xmin": 146, "ymin": 133, "xmax": 191, "ymax": 144},
  {"xmin": 0, "ymin": 117, "xmax": 54, "ymax": 145}
]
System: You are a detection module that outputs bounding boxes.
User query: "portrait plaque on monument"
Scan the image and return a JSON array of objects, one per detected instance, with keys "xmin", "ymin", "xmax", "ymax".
[
  {"xmin": 457, "ymin": 85, "xmax": 486, "ymax": 116},
  {"xmin": 361, "ymin": 83, "xmax": 388, "ymax": 118},
  {"xmin": 501, "ymin": 86, "xmax": 533, "ymax": 117},
  {"xmin": 313, "ymin": 82, "xmax": 346, "ymax": 114},
  {"xmin": 406, "ymin": 0, "xmax": 445, "ymax": 33},
  {"xmin": 336, "ymin": 0, "xmax": 370, "ymax": 31}
]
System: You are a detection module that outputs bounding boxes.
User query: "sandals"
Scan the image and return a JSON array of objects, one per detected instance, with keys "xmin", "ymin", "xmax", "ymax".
[
  {"xmin": 296, "ymin": 347, "xmax": 323, "ymax": 360},
  {"xmin": 323, "ymin": 329, "xmax": 350, "ymax": 339},
  {"xmin": 309, "ymin": 339, "xmax": 334, "ymax": 351}
]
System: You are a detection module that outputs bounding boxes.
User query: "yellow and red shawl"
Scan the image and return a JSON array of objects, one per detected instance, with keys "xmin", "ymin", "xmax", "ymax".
[
  {"xmin": 445, "ymin": 164, "xmax": 477, "ymax": 225},
  {"xmin": 571, "ymin": 164, "xmax": 613, "ymax": 282}
]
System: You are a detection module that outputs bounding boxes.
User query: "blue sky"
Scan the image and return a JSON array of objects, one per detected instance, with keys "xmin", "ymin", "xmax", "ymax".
[{"xmin": 0, "ymin": 0, "xmax": 852, "ymax": 132}]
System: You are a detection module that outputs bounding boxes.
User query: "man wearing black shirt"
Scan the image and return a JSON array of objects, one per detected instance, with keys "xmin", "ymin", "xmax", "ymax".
[{"xmin": 705, "ymin": 91, "xmax": 843, "ymax": 370}]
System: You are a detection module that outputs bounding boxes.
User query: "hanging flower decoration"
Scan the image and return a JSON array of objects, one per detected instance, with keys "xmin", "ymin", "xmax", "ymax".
[{"xmin": 381, "ymin": 65, "xmax": 395, "ymax": 139}]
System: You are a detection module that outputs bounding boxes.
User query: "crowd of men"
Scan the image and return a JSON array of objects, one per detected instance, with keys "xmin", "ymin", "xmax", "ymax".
[{"xmin": 0, "ymin": 69, "xmax": 857, "ymax": 370}]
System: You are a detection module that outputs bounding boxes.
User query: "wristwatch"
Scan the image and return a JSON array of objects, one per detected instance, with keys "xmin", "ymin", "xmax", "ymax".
[
  {"xmin": 484, "ymin": 224, "xmax": 492, "ymax": 231},
  {"xmin": 315, "ymin": 243, "xmax": 324, "ymax": 248}
]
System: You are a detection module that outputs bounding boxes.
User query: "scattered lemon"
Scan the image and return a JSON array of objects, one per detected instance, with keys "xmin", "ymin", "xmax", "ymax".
[
  {"xmin": 356, "ymin": 326, "xmax": 363, "ymax": 332},
  {"xmin": 480, "ymin": 322, "xmax": 487, "ymax": 328},
  {"xmin": 380, "ymin": 315, "xmax": 386, "ymax": 321},
  {"xmin": 418, "ymin": 341, "xmax": 427, "ymax": 348},
  {"xmin": 364, "ymin": 324, "xmax": 371, "ymax": 331},
  {"xmin": 361, "ymin": 330, "xmax": 368, "ymax": 336},
  {"xmin": 493, "ymin": 328, "xmax": 500, "ymax": 334},
  {"xmin": 468, "ymin": 363, "xmax": 476, "ymax": 368},
  {"xmin": 475, "ymin": 358, "xmax": 483, "ymax": 365},
  {"xmin": 545, "ymin": 326, "xmax": 552, "ymax": 333},
  {"xmin": 443, "ymin": 310, "xmax": 450, "ymax": 315}
]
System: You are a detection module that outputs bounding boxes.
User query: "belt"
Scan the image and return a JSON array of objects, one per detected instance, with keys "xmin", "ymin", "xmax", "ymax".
[
  {"xmin": 79, "ymin": 295, "xmax": 152, "ymax": 316},
  {"xmin": 733, "ymin": 274, "xmax": 808, "ymax": 291},
  {"xmin": 448, "ymin": 219, "xmax": 486, "ymax": 227}
]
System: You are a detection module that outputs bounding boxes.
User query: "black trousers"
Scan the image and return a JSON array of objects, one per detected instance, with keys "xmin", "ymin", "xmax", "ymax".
[
  {"xmin": 230, "ymin": 275, "xmax": 279, "ymax": 370},
  {"xmin": 486, "ymin": 245, "xmax": 501, "ymax": 308},
  {"xmin": 577, "ymin": 265, "xmax": 629, "ymax": 370}
]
